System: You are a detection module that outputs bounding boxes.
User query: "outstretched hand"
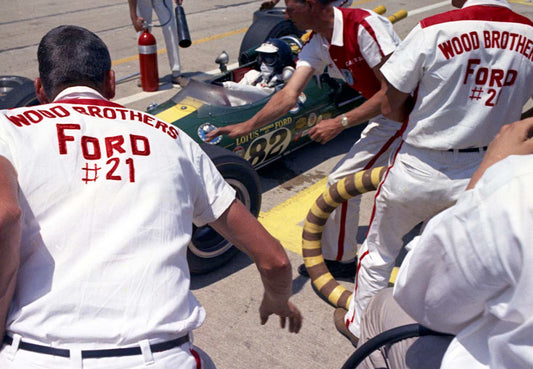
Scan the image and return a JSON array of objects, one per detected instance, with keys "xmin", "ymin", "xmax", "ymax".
[
  {"xmin": 205, "ymin": 122, "xmax": 252, "ymax": 141},
  {"xmin": 308, "ymin": 118, "xmax": 344, "ymax": 145},
  {"xmin": 259, "ymin": 293, "xmax": 303, "ymax": 333},
  {"xmin": 467, "ymin": 117, "xmax": 533, "ymax": 189}
]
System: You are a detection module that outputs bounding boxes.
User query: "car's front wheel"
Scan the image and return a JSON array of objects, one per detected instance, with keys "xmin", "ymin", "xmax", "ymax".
[
  {"xmin": 0, "ymin": 76, "xmax": 39, "ymax": 109},
  {"xmin": 187, "ymin": 144, "xmax": 262, "ymax": 274}
]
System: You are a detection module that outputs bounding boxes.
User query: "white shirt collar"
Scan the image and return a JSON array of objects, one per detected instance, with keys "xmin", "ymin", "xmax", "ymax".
[
  {"xmin": 53, "ymin": 86, "xmax": 107, "ymax": 102},
  {"xmin": 463, "ymin": 0, "xmax": 511, "ymax": 9},
  {"xmin": 331, "ymin": 7, "xmax": 344, "ymax": 47}
]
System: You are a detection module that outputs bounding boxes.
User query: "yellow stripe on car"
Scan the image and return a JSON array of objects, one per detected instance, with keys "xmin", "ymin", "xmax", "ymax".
[{"xmin": 155, "ymin": 96, "xmax": 205, "ymax": 123}]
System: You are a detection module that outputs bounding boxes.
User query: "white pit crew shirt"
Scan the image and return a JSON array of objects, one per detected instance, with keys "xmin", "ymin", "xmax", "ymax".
[
  {"xmin": 380, "ymin": 0, "xmax": 533, "ymax": 150},
  {"xmin": 394, "ymin": 154, "xmax": 533, "ymax": 368},
  {"xmin": 0, "ymin": 87, "xmax": 236, "ymax": 348}
]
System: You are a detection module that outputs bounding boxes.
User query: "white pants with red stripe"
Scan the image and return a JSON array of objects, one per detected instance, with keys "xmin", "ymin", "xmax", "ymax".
[
  {"xmin": 137, "ymin": 0, "xmax": 181, "ymax": 77},
  {"xmin": 321, "ymin": 115, "xmax": 402, "ymax": 261},
  {"xmin": 345, "ymin": 142, "xmax": 486, "ymax": 337},
  {"xmin": 0, "ymin": 339, "xmax": 214, "ymax": 369}
]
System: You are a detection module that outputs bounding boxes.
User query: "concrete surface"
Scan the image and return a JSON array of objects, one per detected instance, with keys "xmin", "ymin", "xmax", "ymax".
[{"xmin": 1, "ymin": 1, "xmax": 532, "ymax": 368}]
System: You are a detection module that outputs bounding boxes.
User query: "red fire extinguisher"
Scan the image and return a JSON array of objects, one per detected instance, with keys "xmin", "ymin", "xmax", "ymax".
[{"xmin": 138, "ymin": 25, "xmax": 159, "ymax": 92}]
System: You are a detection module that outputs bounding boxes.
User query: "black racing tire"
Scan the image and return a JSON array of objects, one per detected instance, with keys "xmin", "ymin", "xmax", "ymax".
[
  {"xmin": 187, "ymin": 144, "xmax": 262, "ymax": 274},
  {"xmin": 0, "ymin": 76, "xmax": 39, "ymax": 109},
  {"xmin": 341, "ymin": 324, "xmax": 453, "ymax": 369},
  {"xmin": 239, "ymin": 10, "xmax": 303, "ymax": 65}
]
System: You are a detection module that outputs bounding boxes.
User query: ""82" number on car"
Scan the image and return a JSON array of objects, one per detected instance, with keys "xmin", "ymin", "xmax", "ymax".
[{"xmin": 245, "ymin": 128, "xmax": 292, "ymax": 167}]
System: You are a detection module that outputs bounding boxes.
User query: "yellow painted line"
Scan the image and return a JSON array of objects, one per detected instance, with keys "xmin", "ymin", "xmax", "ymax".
[
  {"xmin": 258, "ymin": 175, "xmax": 399, "ymax": 285},
  {"xmin": 112, "ymin": 27, "xmax": 249, "ymax": 67},
  {"xmin": 509, "ymin": 0, "xmax": 533, "ymax": 5},
  {"xmin": 259, "ymin": 178, "xmax": 327, "ymax": 255}
]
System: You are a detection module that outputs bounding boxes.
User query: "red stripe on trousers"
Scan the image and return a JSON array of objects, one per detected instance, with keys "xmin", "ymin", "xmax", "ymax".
[{"xmin": 335, "ymin": 126, "xmax": 404, "ymax": 260}]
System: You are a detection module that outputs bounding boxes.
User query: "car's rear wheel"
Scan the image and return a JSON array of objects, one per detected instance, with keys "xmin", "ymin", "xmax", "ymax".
[
  {"xmin": 187, "ymin": 144, "xmax": 262, "ymax": 274},
  {"xmin": 0, "ymin": 76, "xmax": 39, "ymax": 109},
  {"xmin": 239, "ymin": 9, "xmax": 303, "ymax": 65}
]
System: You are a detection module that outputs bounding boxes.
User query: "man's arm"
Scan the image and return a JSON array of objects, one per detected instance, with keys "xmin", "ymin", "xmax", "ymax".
[
  {"xmin": 209, "ymin": 199, "xmax": 303, "ymax": 333},
  {"xmin": 0, "ymin": 156, "xmax": 22, "ymax": 339},
  {"xmin": 206, "ymin": 66, "xmax": 314, "ymax": 141},
  {"xmin": 380, "ymin": 77, "xmax": 414, "ymax": 123},
  {"xmin": 128, "ymin": 0, "xmax": 144, "ymax": 32},
  {"xmin": 308, "ymin": 56, "xmax": 400, "ymax": 144}
]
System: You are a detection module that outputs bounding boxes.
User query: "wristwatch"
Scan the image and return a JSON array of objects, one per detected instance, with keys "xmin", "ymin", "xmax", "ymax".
[{"xmin": 340, "ymin": 114, "xmax": 349, "ymax": 128}]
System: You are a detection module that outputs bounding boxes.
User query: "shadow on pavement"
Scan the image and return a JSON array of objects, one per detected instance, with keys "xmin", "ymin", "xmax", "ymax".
[{"xmin": 191, "ymin": 251, "xmax": 253, "ymax": 290}]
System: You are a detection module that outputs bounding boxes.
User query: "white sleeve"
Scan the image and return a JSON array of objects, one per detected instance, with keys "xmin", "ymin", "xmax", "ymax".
[
  {"xmin": 393, "ymin": 158, "xmax": 526, "ymax": 334},
  {"xmin": 178, "ymin": 133, "xmax": 236, "ymax": 227},
  {"xmin": 0, "ymin": 113, "xmax": 14, "ymax": 164},
  {"xmin": 380, "ymin": 24, "xmax": 427, "ymax": 93},
  {"xmin": 296, "ymin": 34, "xmax": 325, "ymax": 75},
  {"xmin": 358, "ymin": 12, "xmax": 400, "ymax": 68}
]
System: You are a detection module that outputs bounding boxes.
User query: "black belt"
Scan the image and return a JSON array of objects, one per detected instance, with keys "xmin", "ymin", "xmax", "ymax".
[
  {"xmin": 448, "ymin": 146, "xmax": 488, "ymax": 153},
  {"xmin": 3, "ymin": 334, "xmax": 189, "ymax": 359}
]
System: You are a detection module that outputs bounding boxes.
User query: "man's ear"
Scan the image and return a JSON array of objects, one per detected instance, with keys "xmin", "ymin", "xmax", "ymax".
[
  {"xmin": 102, "ymin": 70, "xmax": 116, "ymax": 100},
  {"xmin": 34, "ymin": 78, "xmax": 50, "ymax": 104}
]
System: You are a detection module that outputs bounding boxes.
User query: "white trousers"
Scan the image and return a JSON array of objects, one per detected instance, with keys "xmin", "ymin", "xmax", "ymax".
[
  {"xmin": 137, "ymin": 0, "xmax": 181, "ymax": 76},
  {"xmin": 346, "ymin": 142, "xmax": 485, "ymax": 337},
  {"xmin": 321, "ymin": 116, "xmax": 402, "ymax": 261},
  {"xmin": 0, "ymin": 340, "xmax": 213, "ymax": 369},
  {"xmin": 358, "ymin": 288, "xmax": 452, "ymax": 369}
]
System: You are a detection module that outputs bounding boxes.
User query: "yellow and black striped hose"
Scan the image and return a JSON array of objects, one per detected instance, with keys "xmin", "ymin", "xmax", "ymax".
[{"xmin": 301, "ymin": 166, "xmax": 386, "ymax": 310}]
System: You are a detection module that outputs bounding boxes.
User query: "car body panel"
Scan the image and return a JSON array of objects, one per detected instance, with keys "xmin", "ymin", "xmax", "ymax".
[{"xmin": 148, "ymin": 63, "xmax": 365, "ymax": 170}]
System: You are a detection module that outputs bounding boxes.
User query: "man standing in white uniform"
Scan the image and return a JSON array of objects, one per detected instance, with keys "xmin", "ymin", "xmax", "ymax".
[
  {"xmin": 207, "ymin": 0, "xmax": 403, "ymax": 288},
  {"xmin": 344, "ymin": 0, "xmax": 533, "ymax": 340},
  {"xmin": 394, "ymin": 117, "xmax": 533, "ymax": 368},
  {"xmin": 128, "ymin": 0, "xmax": 183, "ymax": 84},
  {"xmin": 0, "ymin": 25, "xmax": 302, "ymax": 369}
]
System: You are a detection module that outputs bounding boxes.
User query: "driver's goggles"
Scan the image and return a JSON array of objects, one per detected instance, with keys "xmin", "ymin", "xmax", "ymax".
[{"xmin": 258, "ymin": 53, "xmax": 278, "ymax": 66}]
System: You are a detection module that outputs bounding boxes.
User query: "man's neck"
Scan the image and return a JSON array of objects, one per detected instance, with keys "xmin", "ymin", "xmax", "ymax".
[{"xmin": 314, "ymin": 7, "xmax": 335, "ymax": 42}]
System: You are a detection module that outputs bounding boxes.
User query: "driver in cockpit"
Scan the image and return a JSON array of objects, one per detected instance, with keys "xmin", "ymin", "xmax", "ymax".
[{"xmin": 223, "ymin": 38, "xmax": 295, "ymax": 95}]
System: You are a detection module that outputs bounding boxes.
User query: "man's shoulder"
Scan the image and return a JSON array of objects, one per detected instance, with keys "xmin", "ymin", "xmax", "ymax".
[
  {"xmin": 338, "ymin": 7, "xmax": 373, "ymax": 23},
  {"xmin": 420, "ymin": 5, "xmax": 533, "ymax": 29},
  {"xmin": 477, "ymin": 155, "xmax": 533, "ymax": 199}
]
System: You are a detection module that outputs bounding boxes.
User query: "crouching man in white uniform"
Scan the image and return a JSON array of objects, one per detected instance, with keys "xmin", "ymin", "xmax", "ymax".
[
  {"xmin": 0, "ymin": 25, "xmax": 302, "ymax": 369},
  {"xmin": 393, "ymin": 118, "xmax": 533, "ymax": 368}
]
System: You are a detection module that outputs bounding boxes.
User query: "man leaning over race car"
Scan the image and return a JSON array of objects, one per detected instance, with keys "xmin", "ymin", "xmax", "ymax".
[
  {"xmin": 0, "ymin": 25, "xmax": 302, "ymax": 369},
  {"xmin": 207, "ymin": 0, "xmax": 403, "ymax": 298}
]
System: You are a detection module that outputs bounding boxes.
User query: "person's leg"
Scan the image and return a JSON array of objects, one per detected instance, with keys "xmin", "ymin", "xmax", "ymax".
[
  {"xmin": 153, "ymin": 0, "xmax": 181, "ymax": 78},
  {"xmin": 300, "ymin": 117, "xmax": 402, "ymax": 278},
  {"xmin": 358, "ymin": 288, "xmax": 452, "ymax": 369},
  {"xmin": 322, "ymin": 117, "xmax": 401, "ymax": 262},
  {"xmin": 345, "ymin": 144, "xmax": 473, "ymax": 338}
]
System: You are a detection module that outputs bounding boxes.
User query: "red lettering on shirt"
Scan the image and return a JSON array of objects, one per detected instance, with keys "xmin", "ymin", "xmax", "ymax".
[
  {"xmin": 130, "ymin": 135, "xmax": 150, "ymax": 156},
  {"xmin": 57, "ymin": 124, "xmax": 81, "ymax": 155}
]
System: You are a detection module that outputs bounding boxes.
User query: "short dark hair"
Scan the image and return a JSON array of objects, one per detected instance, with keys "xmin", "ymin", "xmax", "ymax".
[
  {"xmin": 291, "ymin": 0, "xmax": 331, "ymax": 5},
  {"xmin": 37, "ymin": 25, "xmax": 111, "ymax": 99}
]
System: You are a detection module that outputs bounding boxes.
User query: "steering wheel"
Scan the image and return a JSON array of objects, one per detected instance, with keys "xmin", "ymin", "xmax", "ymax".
[{"xmin": 340, "ymin": 324, "xmax": 453, "ymax": 369}]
